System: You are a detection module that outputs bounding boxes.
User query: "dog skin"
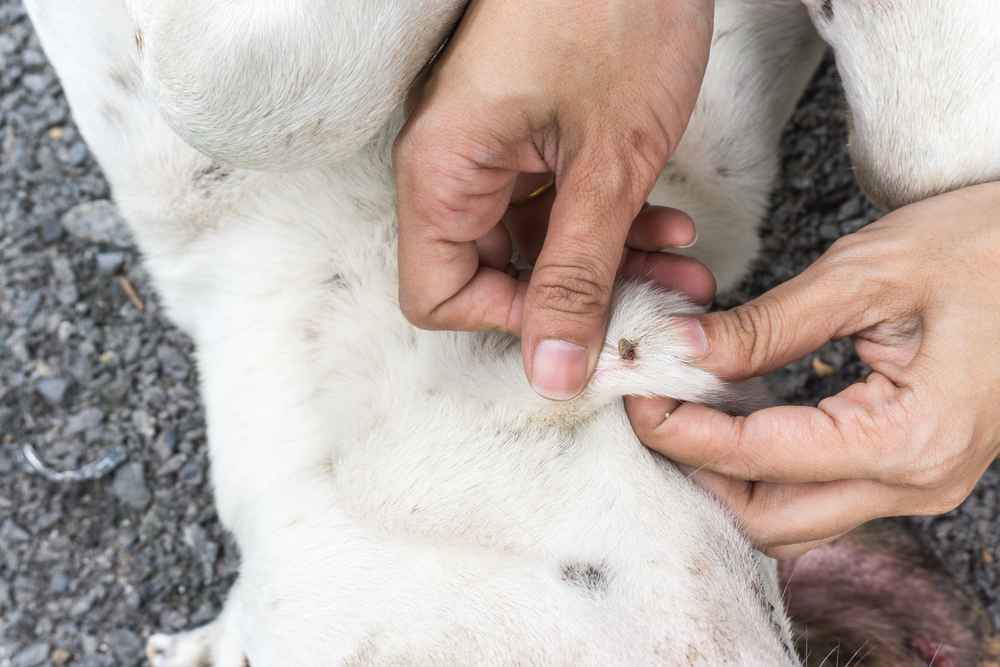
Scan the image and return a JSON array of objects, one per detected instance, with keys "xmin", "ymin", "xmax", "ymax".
[{"xmin": 21, "ymin": 0, "xmax": 1000, "ymax": 664}]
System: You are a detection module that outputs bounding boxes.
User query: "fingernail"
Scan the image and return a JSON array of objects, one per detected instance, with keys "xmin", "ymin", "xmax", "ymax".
[
  {"xmin": 676, "ymin": 231, "xmax": 698, "ymax": 249},
  {"xmin": 677, "ymin": 317, "xmax": 709, "ymax": 359},
  {"xmin": 531, "ymin": 339, "xmax": 588, "ymax": 401}
]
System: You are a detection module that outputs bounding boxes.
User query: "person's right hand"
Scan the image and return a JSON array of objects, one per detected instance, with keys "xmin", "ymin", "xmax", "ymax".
[{"xmin": 395, "ymin": 0, "xmax": 715, "ymax": 400}]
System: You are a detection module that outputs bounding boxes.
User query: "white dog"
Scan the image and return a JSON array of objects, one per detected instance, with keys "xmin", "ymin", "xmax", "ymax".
[{"xmin": 23, "ymin": 0, "xmax": 1000, "ymax": 664}]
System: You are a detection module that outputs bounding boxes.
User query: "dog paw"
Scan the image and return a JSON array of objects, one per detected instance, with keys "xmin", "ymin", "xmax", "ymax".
[
  {"xmin": 588, "ymin": 281, "xmax": 769, "ymax": 413},
  {"xmin": 146, "ymin": 628, "xmax": 213, "ymax": 667}
]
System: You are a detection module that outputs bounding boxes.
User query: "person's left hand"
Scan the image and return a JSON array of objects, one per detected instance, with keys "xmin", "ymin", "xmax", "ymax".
[{"xmin": 626, "ymin": 182, "xmax": 1000, "ymax": 558}]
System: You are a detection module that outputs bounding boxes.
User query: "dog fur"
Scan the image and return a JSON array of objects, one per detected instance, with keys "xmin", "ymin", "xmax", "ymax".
[{"xmin": 22, "ymin": 0, "xmax": 1000, "ymax": 664}]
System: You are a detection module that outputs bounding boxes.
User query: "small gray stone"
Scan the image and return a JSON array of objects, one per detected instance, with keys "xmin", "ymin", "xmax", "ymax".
[
  {"xmin": 69, "ymin": 585, "xmax": 106, "ymax": 617},
  {"xmin": 818, "ymin": 222, "xmax": 840, "ymax": 241},
  {"xmin": 60, "ymin": 200, "xmax": 132, "ymax": 247},
  {"xmin": 0, "ymin": 519, "xmax": 30, "ymax": 544},
  {"xmin": 51, "ymin": 255, "xmax": 74, "ymax": 284},
  {"xmin": 21, "ymin": 47, "xmax": 44, "ymax": 66},
  {"xmin": 64, "ymin": 407, "xmax": 103, "ymax": 435},
  {"xmin": 11, "ymin": 642, "xmax": 49, "ymax": 667},
  {"xmin": 58, "ymin": 140, "xmax": 89, "ymax": 165},
  {"xmin": 49, "ymin": 572, "xmax": 70, "ymax": 594},
  {"xmin": 111, "ymin": 463, "xmax": 151, "ymax": 510},
  {"xmin": 0, "ymin": 33, "xmax": 17, "ymax": 54},
  {"xmin": 35, "ymin": 376, "xmax": 69, "ymax": 405},
  {"xmin": 40, "ymin": 217, "xmax": 63, "ymax": 242},
  {"xmin": 131, "ymin": 410, "xmax": 156, "ymax": 440},
  {"xmin": 20, "ymin": 72, "xmax": 48, "ymax": 94},
  {"xmin": 107, "ymin": 628, "xmax": 144, "ymax": 664},
  {"xmin": 95, "ymin": 252, "xmax": 125, "ymax": 274}
]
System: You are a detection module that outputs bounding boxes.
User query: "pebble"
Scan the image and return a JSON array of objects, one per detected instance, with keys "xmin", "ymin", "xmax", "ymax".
[
  {"xmin": 60, "ymin": 200, "xmax": 132, "ymax": 247},
  {"xmin": 11, "ymin": 642, "xmax": 49, "ymax": 667},
  {"xmin": 111, "ymin": 463, "xmax": 151, "ymax": 510},
  {"xmin": 107, "ymin": 628, "xmax": 144, "ymax": 664},
  {"xmin": 95, "ymin": 251, "xmax": 125, "ymax": 274},
  {"xmin": 20, "ymin": 72, "xmax": 48, "ymax": 94},
  {"xmin": 35, "ymin": 376, "xmax": 69, "ymax": 405}
]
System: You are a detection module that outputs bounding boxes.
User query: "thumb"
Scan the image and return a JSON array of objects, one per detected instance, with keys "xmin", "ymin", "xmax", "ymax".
[
  {"xmin": 522, "ymin": 146, "xmax": 652, "ymax": 400},
  {"xmin": 690, "ymin": 262, "xmax": 864, "ymax": 381}
]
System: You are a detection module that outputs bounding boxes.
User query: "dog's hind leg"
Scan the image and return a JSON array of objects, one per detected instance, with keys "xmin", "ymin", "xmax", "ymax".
[
  {"xmin": 145, "ymin": 586, "xmax": 244, "ymax": 667},
  {"xmin": 23, "ymin": 0, "xmax": 266, "ymax": 336},
  {"xmin": 24, "ymin": 3, "xmax": 250, "ymax": 664},
  {"xmin": 649, "ymin": 0, "xmax": 825, "ymax": 291},
  {"xmin": 803, "ymin": 0, "xmax": 1000, "ymax": 211},
  {"xmin": 126, "ymin": 0, "xmax": 467, "ymax": 170}
]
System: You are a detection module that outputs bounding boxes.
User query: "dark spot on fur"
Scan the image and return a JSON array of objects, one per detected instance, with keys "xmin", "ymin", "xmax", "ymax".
[
  {"xmin": 821, "ymin": 0, "xmax": 834, "ymax": 21},
  {"xmin": 193, "ymin": 163, "xmax": 232, "ymax": 195},
  {"xmin": 109, "ymin": 66, "xmax": 139, "ymax": 94},
  {"xmin": 303, "ymin": 322, "xmax": 321, "ymax": 343},
  {"xmin": 241, "ymin": 656, "xmax": 251, "ymax": 667},
  {"xmin": 665, "ymin": 169, "xmax": 687, "ymax": 186},
  {"xmin": 134, "ymin": 30, "xmax": 144, "ymax": 55},
  {"xmin": 561, "ymin": 561, "xmax": 609, "ymax": 594},
  {"xmin": 618, "ymin": 338, "xmax": 637, "ymax": 362},
  {"xmin": 716, "ymin": 165, "xmax": 731, "ymax": 179},
  {"xmin": 327, "ymin": 273, "xmax": 347, "ymax": 289}
]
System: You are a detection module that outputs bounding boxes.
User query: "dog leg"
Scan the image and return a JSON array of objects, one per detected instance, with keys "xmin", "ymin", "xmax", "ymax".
[
  {"xmin": 23, "ymin": 3, "xmax": 254, "ymax": 661},
  {"xmin": 22, "ymin": 0, "xmax": 252, "ymax": 315},
  {"xmin": 145, "ymin": 627, "xmax": 214, "ymax": 667},
  {"xmin": 649, "ymin": 0, "xmax": 825, "ymax": 291},
  {"xmin": 803, "ymin": 0, "xmax": 1000, "ymax": 211},
  {"xmin": 126, "ymin": 0, "xmax": 466, "ymax": 170}
]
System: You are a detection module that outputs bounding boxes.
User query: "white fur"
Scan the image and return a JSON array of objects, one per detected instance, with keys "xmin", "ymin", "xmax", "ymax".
[
  {"xmin": 803, "ymin": 0, "xmax": 1000, "ymax": 210},
  {"xmin": 23, "ymin": 0, "xmax": 997, "ymax": 664}
]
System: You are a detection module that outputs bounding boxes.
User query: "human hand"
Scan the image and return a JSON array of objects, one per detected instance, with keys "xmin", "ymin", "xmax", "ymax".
[
  {"xmin": 627, "ymin": 183, "xmax": 1000, "ymax": 557},
  {"xmin": 394, "ymin": 0, "xmax": 714, "ymax": 400}
]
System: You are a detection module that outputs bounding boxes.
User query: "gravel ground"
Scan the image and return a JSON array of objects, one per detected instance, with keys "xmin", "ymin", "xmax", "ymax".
[{"xmin": 1, "ymin": 2, "xmax": 997, "ymax": 665}]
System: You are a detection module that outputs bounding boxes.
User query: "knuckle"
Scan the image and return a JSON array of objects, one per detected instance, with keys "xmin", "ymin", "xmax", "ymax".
[
  {"xmin": 617, "ymin": 125, "xmax": 671, "ymax": 184},
  {"xmin": 398, "ymin": 295, "xmax": 433, "ymax": 329},
  {"xmin": 573, "ymin": 139, "xmax": 655, "ymax": 213},
  {"xmin": 529, "ymin": 262, "xmax": 612, "ymax": 319},
  {"xmin": 728, "ymin": 302, "xmax": 782, "ymax": 374}
]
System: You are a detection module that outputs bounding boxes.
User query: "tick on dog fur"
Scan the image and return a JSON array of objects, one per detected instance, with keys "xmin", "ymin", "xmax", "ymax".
[{"xmin": 618, "ymin": 338, "xmax": 637, "ymax": 362}]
